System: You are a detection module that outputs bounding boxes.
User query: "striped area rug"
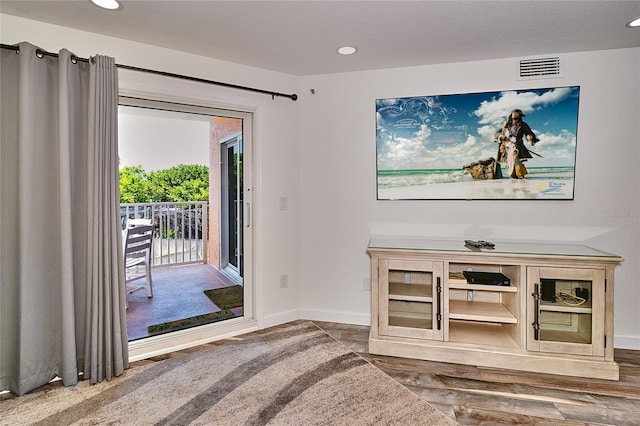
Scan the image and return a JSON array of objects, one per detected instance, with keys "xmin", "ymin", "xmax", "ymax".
[{"xmin": 0, "ymin": 322, "xmax": 457, "ymax": 425}]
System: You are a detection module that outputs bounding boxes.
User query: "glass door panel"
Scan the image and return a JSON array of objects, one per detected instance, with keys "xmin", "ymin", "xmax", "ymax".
[
  {"xmin": 538, "ymin": 278, "xmax": 592, "ymax": 344},
  {"xmin": 221, "ymin": 134, "xmax": 243, "ymax": 282},
  {"xmin": 380, "ymin": 259, "xmax": 443, "ymax": 340},
  {"xmin": 528, "ymin": 267, "xmax": 604, "ymax": 356}
]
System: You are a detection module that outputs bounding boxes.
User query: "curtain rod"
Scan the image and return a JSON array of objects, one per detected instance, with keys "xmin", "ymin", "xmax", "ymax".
[{"xmin": 1, "ymin": 43, "xmax": 298, "ymax": 101}]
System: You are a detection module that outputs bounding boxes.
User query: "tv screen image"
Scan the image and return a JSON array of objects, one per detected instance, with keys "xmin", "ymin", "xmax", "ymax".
[{"xmin": 376, "ymin": 86, "xmax": 580, "ymax": 200}]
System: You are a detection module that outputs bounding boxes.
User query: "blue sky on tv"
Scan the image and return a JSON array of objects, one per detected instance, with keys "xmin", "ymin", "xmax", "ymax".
[{"xmin": 376, "ymin": 86, "xmax": 580, "ymax": 170}]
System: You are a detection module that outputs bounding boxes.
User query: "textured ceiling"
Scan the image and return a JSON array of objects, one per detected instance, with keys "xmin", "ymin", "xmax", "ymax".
[{"xmin": 1, "ymin": 0, "xmax": 639, "ymax": 76}]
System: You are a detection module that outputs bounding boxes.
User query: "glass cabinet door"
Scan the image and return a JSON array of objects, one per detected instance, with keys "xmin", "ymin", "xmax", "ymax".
[
  {"xmin": 379, "ymin": 259, "xmax": 443, "ymax": 340},
  {"xmin": 527, "ymin": 267, "xmax": 605, "ymax": 356}
]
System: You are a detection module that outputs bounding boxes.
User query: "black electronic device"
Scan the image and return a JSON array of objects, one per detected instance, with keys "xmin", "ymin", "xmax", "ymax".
[
  {"xmin": 541, "ymin": 279, "xmax": 556, "ymax": 302},
  {"xmin": 462, "ymin": 271, "xmax": 510, "ymax": 286},
  {"xmin": 575, "ymin": 287, "xmax": 589, "ymax": 301}
]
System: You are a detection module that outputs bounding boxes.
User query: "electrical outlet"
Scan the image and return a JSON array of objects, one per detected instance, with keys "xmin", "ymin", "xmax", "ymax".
[
  {"xmin": 280, "ymin": 274, "xmax": 288, "ymax": 288},
  {"xmin": 362, "ymin": 277, "xmax": 371, "ymax": 291},
  {"xmin": 467, "ymin": 290, "xmax": 473, "ymax": 301}
]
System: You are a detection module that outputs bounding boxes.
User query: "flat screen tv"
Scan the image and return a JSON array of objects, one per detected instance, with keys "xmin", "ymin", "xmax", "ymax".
[{"xmin": 376, "ymin": 86, "xmax": 580, "ymax": 200}]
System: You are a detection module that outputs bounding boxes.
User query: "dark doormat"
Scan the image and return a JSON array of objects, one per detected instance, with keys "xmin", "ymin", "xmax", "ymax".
[
  {"xmin": 204, "ymin": 285, "xmax": 243, "ymax": 310},
  {"xmin": 146, "ymin": 285, "xmax": 243, "ymax": 336},
  {"xmin": 147, "ymin": 310, "xmax": 236, "ymax": 336}
]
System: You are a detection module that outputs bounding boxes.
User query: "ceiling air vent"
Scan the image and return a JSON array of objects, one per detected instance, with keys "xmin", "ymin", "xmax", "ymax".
[{"xmin": 518, "ymin": 55, "xmax": 563, "ymax": 80}]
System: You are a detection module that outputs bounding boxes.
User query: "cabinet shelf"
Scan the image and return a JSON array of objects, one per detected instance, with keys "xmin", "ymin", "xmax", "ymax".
[
  {"xmin": 449, "ymin": 320, "xmax": 519, "ymax": 348},
  {"xmin": 448, "ymin": 282, "xmax": 517, "ymax": 292},
  {"xmin": 389, "ymin": 282, "xmax": 433, "ymax": 302},
  {"xmin": 540, "ymin": 301, "xmax": 592, "ymax": 314},
  {"xmin": 540, "ymin": 328, "xmax": 592, "ymax": 345},
  {"xmin": 389, "ymin": 314, "xmax": 432, "ymax": 330},
  {"xmin": 449, "ymin": 300, "xmax": 517, "ymax": 323}
]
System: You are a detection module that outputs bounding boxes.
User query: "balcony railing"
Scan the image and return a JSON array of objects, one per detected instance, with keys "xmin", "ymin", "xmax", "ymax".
[{"xmin": 121, "ymin": 202, "xmax": 208, "ymax": 267}]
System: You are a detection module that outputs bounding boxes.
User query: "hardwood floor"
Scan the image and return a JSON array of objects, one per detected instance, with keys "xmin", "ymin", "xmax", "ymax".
[
  {"xmin": 313, "ymin": 321, "xmax": 640, "ymax": 426},
  {"xmin": 6, "ymin": 319, "xmax": 636, "ymax": 424}
]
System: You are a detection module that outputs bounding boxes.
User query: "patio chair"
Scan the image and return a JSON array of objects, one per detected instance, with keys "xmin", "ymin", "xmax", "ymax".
[
  {"xmin": 127, "ymin": 217, "xmax": 152, "ymax": 228},
  {"xmin": 124, "ymin": 224, "xmax": 154, "ymax": 299}
]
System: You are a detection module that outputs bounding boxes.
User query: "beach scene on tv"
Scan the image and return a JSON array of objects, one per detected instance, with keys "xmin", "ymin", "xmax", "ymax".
[{"xmin": 376, "ymin": 86, "xmax": 580, "ymax": 200}]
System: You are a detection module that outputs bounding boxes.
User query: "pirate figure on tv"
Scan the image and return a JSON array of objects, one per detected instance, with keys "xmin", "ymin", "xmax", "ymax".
[{"xmin": 496, "ymin": 109, "xmax": 540, "ymax": 179}]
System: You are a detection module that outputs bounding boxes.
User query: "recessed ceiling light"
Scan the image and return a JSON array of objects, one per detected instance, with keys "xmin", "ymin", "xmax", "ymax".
[
  {"xmin": 89, "ymin": 0, "xmax": 122, "ymax": 10},
  {"xmin": 337, "ymin": 46, "xmax": 357, "ymax": 56},
  {"xmin": 626, "ymin": 16, "xmax": 640, "ymax": 28}
]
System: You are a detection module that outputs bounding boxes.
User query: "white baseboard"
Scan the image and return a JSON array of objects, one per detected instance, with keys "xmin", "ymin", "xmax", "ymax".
[
  {"xmin": 128, "ymin": 310, "xmax": 637, "ymax": 367},
  {"xmin": 298, "ymin": 311, "xmax": 640, "ymax": 351},
  {"xmin": 615, "ymin": 334, "xmax": 640, "ymax": 350},
  {"xmin": 300, "ymin": 308, "xmax": 371, "ymax": 326},
  {"xmin": 133, "ymin": 307, "xmax": 637, "ymax": 353},
  {"xmin": 273, "ymin": 310, "xmax": 639, "ymax": 351},
  {"xmin": 261, "ymin": 308, "xmax": 302, "ymax": 329},
  {"xmin": 260, "ymin": 308, "xmax": 371, "ymax": 329}
]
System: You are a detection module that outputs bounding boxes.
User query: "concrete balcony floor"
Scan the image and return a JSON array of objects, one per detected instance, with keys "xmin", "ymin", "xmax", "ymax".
[{"xmin": 126, "ymin": 263, "xmax": 238, "ymax": 341}]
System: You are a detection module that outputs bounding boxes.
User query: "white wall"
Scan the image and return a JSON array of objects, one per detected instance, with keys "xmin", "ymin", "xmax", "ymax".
[
  {"xmin": 299, "ymin": 48, "xmax": 640, "ymax": 349},
  {"xmin": 0, "ymin": 15, "xmax": 303, "ymax": 327}
]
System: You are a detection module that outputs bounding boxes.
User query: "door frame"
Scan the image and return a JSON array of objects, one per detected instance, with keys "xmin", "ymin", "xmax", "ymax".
[{"xmin": 119, "ymin": 95, "xmax": 256, "ymax": 361}]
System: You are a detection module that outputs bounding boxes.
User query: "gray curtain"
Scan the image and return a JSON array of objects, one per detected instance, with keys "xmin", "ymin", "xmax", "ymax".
[{"xmin": 0, "ymin": 42, "xmax": 128, "ymax": 396}]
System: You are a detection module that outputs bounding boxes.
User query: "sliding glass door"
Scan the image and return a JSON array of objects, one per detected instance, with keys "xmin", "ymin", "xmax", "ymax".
[{"xmin": 118, "ymin": 96, "xmax": 253, "ymax": 349}]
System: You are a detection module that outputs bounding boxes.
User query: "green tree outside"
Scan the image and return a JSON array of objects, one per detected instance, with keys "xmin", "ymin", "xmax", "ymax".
[{"xmin": 119, "ymin": 164, "xmax": 209, "ymax": 203}]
